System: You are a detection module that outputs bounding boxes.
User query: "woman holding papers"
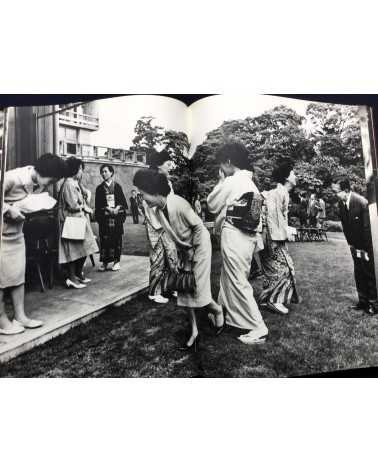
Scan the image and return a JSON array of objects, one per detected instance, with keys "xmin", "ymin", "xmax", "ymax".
[
  {"xmin": 58, "ymin": 158, "xmax": 98, "ymax": 289},
  {"xmin": 0, "ymin": 154, "xmax": 65, "ymax": 335},
  {"xmin": 133, "ymin": 169, "xmax": 224, "ymax": 351},
  {"xmin": 95, "ymin": 164, "xmax": 128, "ymax": 272},
  {"xmin": 207, "ymin": 143, "xmax": 269, "ymax": 345}
]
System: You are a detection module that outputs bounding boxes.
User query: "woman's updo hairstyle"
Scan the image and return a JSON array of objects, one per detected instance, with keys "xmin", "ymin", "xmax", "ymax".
[
  {"xmin": 148, "ymin": 149, "xmax": 171, "ymax": 170},
  {"xmin": 133, "ymin": 169, "xmax": 171, "ymax": 197},
  {"xmin": 271, "ymin": 159, "xmax": 294, "ymax": 185},
  {"xmin": 63, "ymin": 157, "xmax": 84, "ymax": 178},
  {"xmin": 34, "ymin": 153, "xmax": 66, "ymax": 179}
]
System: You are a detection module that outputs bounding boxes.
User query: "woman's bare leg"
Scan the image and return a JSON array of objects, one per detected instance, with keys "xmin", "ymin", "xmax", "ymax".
[
  {"xmin": 12, "ymin": 284, "xmax": 43, "ymax": 328},
  {"xmin": 206, "ymin": 299, "xmax": 224, "ymax": 328},
  {"xmin": 0, "ymin": 289, "xmax": 14, "ymax": 330},
  {"xmin": 11, "ymin": 284, "xmax": 28, "ymax": 322},
  {"xmin": 185, "ymin": 308, "xmax": 198, "ymax": 346}
]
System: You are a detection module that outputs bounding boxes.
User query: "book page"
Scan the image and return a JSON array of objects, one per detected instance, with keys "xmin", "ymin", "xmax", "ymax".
[
  {"xmin": 2, "ymin": 94, "xmax": 378, "ymax": 379},
  {"xmin": 187, "ymin": 93, "xmax": 378, "ymax": 376}
]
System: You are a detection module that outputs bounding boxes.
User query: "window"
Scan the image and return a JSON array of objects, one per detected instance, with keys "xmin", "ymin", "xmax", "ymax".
[
  {"xmin": 125, "ymin": 151, "xmax": 133, "ymax": 162},
  {"xmin": 82, "ymin": 145, "xmax": 94, "ymax": 157},
  {"xmin": 96, "ymin": 147, "xmax": 109, "ymax": 159},
  {"xmin": 136, "ymin": 152, "xmax": 145, "ymax": 163},
  {"xmin": 112, "ymin": 149, "xmax": 123, "ymax": 160},
  {"xmin": 66, "ymin": 143, "xmax": 77, "ymax": 155},
  {"xmin": 64, "ymin": 128, "xmax": 77, "ymax": 141}
]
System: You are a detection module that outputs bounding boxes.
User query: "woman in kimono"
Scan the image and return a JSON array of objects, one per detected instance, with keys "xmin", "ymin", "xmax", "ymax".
[
  {"xmin": 95, "ymin": 164, "xmax": 128, "ymax": 272},
  {"xmin": 144, "ymin": 150, "xmax": 175, "ymax": 304},
  {"xmin": 258, "ymin": 160, "xmax": 299, "ymax": 315},
  {"xmin": 133, "ymin": 169, "xmax": 224, "ymax": 351},
  {"xmin": 58, "ymin": 158, "xmax": 98, "ymax": 288},
  {"xmin": 207, "ymin": 143, "xmax": 268, "ymax": 345},
  {"xmin": 0, "ymin": 154, "xmax": 65, "ymax": 334}
]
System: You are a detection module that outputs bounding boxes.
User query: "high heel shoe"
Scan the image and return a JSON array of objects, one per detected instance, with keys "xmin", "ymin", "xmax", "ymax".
[
  {"xmin": 77, "ymin": 273, "xmax": 91, "ymax": 284},
  {"xmin": 65, "ymin": 278, "xmax": 86, "ymax": 289},
  {"xmin": 178, "ymin": 335, "xmax": 199, "ymax": 352}
]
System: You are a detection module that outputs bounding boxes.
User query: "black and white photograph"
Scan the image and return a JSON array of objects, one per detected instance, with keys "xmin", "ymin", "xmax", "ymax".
[{"xmin": 0, "ymin": 94, "xmax": 377, "ymax": 377}]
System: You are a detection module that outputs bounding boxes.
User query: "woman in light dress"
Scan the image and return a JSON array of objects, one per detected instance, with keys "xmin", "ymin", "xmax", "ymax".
[
  {"xmin": 58, "ymin": 157, "xmax": 98, "ymax": 289},
  {"xmin": 258, "ymin": 160, "xmax": 299, "ymax": 315},
  {"xmin": 0, "ymin": 154, "xmax": 65, "ymax": 335},
  {"xmin": 134, "ymin": 169, "xmax": 224, "ymax": 351},
  {"xmin": 207, "ymin": 143, "xmax": 268, "ymax": 345}
]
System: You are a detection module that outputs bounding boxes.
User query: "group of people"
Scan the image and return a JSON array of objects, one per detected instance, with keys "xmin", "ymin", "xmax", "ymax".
[
  {"xmin": 0, "ymin": 154, "xmax": 140, "ymax": 335},
  {"xmin": 1, "ymin": 142, "xmax": 376, "ymax": 345},
  {"xmin": 134, "ymin": 144, "xmax": 300, "ymax": 349},
  {"xmin": 298, "ymin": 191, "xmax": 326, "ymax": 228}
]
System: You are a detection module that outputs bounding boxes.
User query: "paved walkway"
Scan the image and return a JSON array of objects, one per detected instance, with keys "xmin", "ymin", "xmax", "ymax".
[{"xmin": 0, "ymin": 254, "xmax": 149, "ymax": 363}]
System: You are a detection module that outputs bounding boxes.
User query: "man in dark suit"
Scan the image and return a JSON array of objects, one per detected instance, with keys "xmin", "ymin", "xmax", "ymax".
[
  {"xmin": 129, "ymin": 189, "xmax": 139, "ymax": 224},
  {"xmin": 331, "ymin": 178, "xmax": 377, "ymax": 315}
]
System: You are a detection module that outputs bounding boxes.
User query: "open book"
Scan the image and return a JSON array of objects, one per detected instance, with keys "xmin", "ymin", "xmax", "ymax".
[{"xmin": 1, "ymin": 94, "xmax": 378, "ymax": 378}]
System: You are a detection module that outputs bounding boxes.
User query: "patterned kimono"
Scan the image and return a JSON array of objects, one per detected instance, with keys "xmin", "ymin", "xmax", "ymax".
[
  {"xmin": 144, "ymin": 179, "xmax": 177, "ymax": 298},
  {"xmin": 144, "ymin": 204, "xmax": 177, "ymax": 297},
  {"xmin": 259, "ymin": 185, "xmax": 299, "ymax": 306},
  {"xmin": 95, "ymin": 180, "xmax": 127, "ymax": 264}
]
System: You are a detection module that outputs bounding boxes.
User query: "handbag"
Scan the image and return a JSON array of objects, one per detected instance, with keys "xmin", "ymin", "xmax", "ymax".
[
  {"xmin": 162, "ymin": 247, "xmax": 196, "ymax": 295},
  {"xmin": 61, "ymin": 216, "xmax": 86, "ymax": 240},
  {"xmin": 164, "ymin": 267, "xmax": 197, "ymax": 295}
]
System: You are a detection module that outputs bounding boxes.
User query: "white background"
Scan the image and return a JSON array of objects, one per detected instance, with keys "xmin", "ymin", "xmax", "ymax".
[{"xmin": 1, "ymin": 2, "xmax": 378, "ymax": 472}]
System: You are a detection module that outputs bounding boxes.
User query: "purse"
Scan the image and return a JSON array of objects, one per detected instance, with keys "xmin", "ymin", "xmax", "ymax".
[
  {"xmin": 61, "ymin": 216, "xmax": 86, "ymax": 240},
  {"xmin": 164, "ymin": 267, "xmax": 197, "ymax": 295},
  {"xmin": 162, "ymin": 247, "xmax": 196, "ymax": 295}
]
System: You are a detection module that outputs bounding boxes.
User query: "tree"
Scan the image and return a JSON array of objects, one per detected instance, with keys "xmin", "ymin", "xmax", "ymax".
[
  {"xmin": 160, "ymin": 130, "xmax": 192, "ymax": 200},
  {"xmin": 191, "ymin": 105, "xmax": 314, "ymax": 194},
  {"xmin": 190, "ymin": 103, "xmax": 365, "ymax": 222},
  {"xmin": 305, "ymin": 103, "xmax": 363, "ymax": 166},
  {"xmin": 132, "ymin": 116, "xmax": 164, "ymax": 159}
]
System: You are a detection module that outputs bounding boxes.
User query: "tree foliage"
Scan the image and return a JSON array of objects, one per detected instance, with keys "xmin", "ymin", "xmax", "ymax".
[
  {"xmin": 132, "ymin": 117, "xmax": 192, "ymax": 199},
  {"xmin": 131, "ymin": 105, "xmax": 366, "ymax": 220},
  {"xmin": 191, "ymin": 103, "xmax": 365, "ymax": 220},
  {"xmin": 132, "ymin": 116, "xmax": 164, "ymax": 158}
]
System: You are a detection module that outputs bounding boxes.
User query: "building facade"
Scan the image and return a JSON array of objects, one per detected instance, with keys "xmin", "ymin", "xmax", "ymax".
[{"xmin": 5, "ymin": 101, "xmax": 148, "ymax": 205}]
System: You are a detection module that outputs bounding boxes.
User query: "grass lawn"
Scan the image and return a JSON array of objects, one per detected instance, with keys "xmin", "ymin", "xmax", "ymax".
[{"xmin": 1, "ymin": 227, "xmax": 377, "ymax": 377}]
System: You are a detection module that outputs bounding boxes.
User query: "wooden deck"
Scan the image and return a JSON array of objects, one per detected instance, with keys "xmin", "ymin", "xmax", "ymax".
[{"xmin": 0, "ymin": 254, "xmax": 149, "ymax": 363}]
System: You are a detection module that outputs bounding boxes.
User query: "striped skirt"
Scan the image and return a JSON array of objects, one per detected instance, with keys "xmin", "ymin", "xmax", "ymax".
[
  {"xmin": 148, "ymin": 230, "xmax": 178, "ymax": 297},
  {"xmin": 258, "ymin": 240, "xmax": 299, "ymax": 306}
]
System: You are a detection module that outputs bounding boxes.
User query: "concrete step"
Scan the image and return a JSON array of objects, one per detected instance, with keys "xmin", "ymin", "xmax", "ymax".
[{"xmin": 0, "ymin": 254, "xmax": 149, "ymax": 364}]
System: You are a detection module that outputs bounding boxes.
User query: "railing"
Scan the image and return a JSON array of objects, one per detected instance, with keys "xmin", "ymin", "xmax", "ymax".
[{"xmin": 59, "ymin": 110, "xmax": 99, "ymax": 130}]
